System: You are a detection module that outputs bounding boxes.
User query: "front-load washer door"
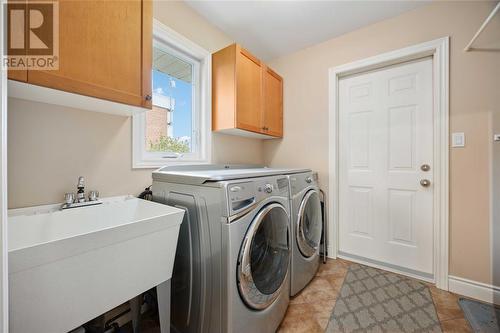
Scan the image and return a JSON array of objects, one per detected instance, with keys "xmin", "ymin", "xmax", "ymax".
[
  {"xmin": 296, "ymin": 190, "xmax": 322, "ymax": 258},
  {"xmin": 237, "ymin": 203, "xmax": 290, "ymax": 310}
]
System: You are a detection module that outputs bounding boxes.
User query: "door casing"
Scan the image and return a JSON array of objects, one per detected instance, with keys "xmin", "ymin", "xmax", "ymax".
[{"xmin": 328, "ymin": 37, "xmax": 450, "ymax": 290}]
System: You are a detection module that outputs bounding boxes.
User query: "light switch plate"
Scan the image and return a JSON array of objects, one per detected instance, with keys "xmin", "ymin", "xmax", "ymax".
[
  {"xmin": 452, "ymin": 132, "xmax": 465, "ymax": 148},
  {"xmin": 494, "ymin": 134, "xmax": 500, "ymax": 142}
]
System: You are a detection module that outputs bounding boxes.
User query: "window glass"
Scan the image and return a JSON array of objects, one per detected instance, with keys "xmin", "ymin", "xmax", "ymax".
[
  {"xmin": 145, "ymin": 47, "xmax": 193, "ymax": 154},
  {"xmin": 250, "ymin": 206, "xmax": 289, "ymax": 295},
  {"xmin": 297, "ymin": 191, "xmax": 322, "ymax": 257},
  {"xmin": 133, "ymin": 22, "xmax": 210, "ymax": 168}
]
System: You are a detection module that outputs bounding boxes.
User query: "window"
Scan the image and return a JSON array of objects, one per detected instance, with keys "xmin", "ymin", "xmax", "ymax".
[{"xmin": 133, "ymin": 20, "xmax": 211, "ymax": 168}]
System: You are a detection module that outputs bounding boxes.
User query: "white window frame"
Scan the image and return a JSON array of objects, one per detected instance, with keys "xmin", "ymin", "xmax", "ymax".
[{"xmin": 133, "ymin": 19, "xmax": 211, "ymax": 168}]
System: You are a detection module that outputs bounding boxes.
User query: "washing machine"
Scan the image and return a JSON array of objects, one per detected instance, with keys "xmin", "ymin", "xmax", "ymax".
[
  {"xmin": 286, "ymin": 171, "xmax": 323, "ymax": 296},
  {"xmin": 152, "ymin": 165, "xmax": 305, "ymax": 333}
]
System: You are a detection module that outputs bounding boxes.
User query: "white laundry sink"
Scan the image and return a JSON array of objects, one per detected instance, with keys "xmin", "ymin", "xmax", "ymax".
[{"xmin": 8, "ymin": 195, "xmax": 184, "ymax": 333}]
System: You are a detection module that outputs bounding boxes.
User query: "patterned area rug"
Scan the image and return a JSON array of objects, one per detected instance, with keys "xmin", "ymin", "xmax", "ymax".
[
  {"xmin": 459, "ymin": 297, "xmax": 500, "ymax": 332},
  {"xmin": 326, "ymin": 264, "xmax": 442, "ymax": 333}
]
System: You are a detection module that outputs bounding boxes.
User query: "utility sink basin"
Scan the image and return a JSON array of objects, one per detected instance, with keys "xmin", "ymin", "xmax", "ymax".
[{"xmin": 8, "ymin": 196, "xmax": 184, "ymax": 333}]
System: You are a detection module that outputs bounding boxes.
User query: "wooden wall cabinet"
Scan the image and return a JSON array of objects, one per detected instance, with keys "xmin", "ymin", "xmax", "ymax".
[
  {"xmin": 7, "ymin": 0, "xmax": 152, "ymax": 110},
  {"xmin": 262, "ymin": 66, "xmax": 283, "ymax": 137},
  {"xmin": 212, "ymin": 44, "xmax": 283, "ymax": 138},
  {"xmin": 6, "ymin": 0, "xmax": 27, "ymax": 82}
]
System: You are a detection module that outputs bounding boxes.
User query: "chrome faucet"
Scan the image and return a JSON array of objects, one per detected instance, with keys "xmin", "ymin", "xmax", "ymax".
[
  {"xmin": 76, "ymin": 176, "xmax": 86, "ymax": 203},
  {"xmin": 61, "ymin": 176, "xmax": 102, "ymax": 210}
]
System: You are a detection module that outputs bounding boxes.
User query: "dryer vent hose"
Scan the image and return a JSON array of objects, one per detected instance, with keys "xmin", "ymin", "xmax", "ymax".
[
  {"xmin": 319, "ymin": 189, "xmax": 328, "ymax": 264},
  {"xmin": 138, "ymin": 185, "xmax": 153, "ymax": 201}
]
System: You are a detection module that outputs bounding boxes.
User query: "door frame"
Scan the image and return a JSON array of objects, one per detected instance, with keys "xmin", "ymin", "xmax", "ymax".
[{"xmin": 328, "ymin": 37, "xmax": 450, "ymax": 290}]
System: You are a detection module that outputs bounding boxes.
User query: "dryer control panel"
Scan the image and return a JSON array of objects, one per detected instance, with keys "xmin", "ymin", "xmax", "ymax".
[{"xmin": 289, "ymin": 171, "xmax": 316, "ymax": 195}]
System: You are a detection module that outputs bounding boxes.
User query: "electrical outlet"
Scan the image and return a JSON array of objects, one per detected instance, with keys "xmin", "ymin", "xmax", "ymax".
[{"xmin": 452, "ymin": 132, "xmax": 465, "ymax": 148}]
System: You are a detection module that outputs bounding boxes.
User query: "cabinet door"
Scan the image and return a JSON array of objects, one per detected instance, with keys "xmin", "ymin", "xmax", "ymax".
[
  {"xmin": 6, "ymin": 0, "xmax": 27, "ymax": 82},
  {"xmin": 263, "ymin": 66, "xmax": 283, "ymax": 137},
  {"xmin": 236, "ymin": 46, "xmax": 263, "ymax": 133},
  {"xmin": 27, "ymin": 0, "xmax": 151, "ymax": 108},
  {"xmin": 141, "ymin": 0, "xmax": 152, "ymax": 109}
]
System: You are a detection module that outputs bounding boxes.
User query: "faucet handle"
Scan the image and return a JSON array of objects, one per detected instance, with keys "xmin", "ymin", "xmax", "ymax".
[
  {"xmin": 64, "ymin": 193, "xmax": 75, "ymax": 205},
  {"xmin": 77, "ymin": 176, "xmax": 85, "ymax": 188},
  {"xmin": 88, "ymin": 190, "xmax": 99, "ymax": 201}
]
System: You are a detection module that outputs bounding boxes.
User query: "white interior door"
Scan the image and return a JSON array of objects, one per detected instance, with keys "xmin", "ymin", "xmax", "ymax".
[{"xmin": 338, "ymin": 58, "xmax": 434, "ymax": 277}]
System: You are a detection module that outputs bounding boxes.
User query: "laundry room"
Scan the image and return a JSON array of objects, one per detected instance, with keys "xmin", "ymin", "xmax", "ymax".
[{"xmin": 0, "ymin": 1, "xmax": 499, "ymax": 332}]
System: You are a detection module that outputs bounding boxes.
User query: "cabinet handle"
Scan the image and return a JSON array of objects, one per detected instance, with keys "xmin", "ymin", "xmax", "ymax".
[{"xmin": 145, "ymin": 94, "xmax": 152, "ymax": 101}]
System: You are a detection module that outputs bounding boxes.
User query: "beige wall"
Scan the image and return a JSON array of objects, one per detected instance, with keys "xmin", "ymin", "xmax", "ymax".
[
  {"xmin": 7, "ymin": 0, "xmax": 264, "ymax": 209},
  {"xmin": 7, "ymin": 0, "xmax": 499, "ymax": 286},
  {"xmin": 263, "ymin": 1, "xmax": 500, "ymax": 284}
]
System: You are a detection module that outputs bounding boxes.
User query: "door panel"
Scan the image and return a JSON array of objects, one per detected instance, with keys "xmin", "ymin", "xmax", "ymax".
[
  {"xmin": 349, "ymin": 111, "xmax": 371, "ymax": 168},
  {"xmin": 388, "ymin": 189, "xmax": 416, "ymax": 246},
  {"xmin": 339, "ymin": 58, "xmax": 434, "ymax": 276},
  {"xmin": 348, "ymin": 186, "xmax": 373, "ymax": 238},
  {"xmin": 263, "ymin": 66, "xmax": 283, "ymax": 137},
  {"xmin": 388, "ymin": 105, "xmax": 416, "ymax": 170},
  {"xmin": 236, "ymin": 47, "xmax": 263, "ymax": 133}
]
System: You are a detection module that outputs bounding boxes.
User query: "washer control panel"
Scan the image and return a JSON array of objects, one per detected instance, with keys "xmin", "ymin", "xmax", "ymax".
[
  {"xmin": 255, "ymin": 177, "xmax": 288, "ymax": 196},
  {"xmin": 263, "ymin": 184, "xmax": 273, "ymax": 193},
  {"xmin": 227, "ymin": 177, "xmax": 289, "ymax": 216}
]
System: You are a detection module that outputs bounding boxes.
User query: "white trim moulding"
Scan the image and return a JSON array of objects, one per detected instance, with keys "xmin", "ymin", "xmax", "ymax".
[
  {"xmin": 449, "ymin": 275, "xmax": 500, "ymax": 305},
  {"xmin": 464, "ymin": 2, "xmax": 500, "ymax": 52},
  {"xmin": 328, "ymin": 37, "xmax": 450, "ymax": 290}
]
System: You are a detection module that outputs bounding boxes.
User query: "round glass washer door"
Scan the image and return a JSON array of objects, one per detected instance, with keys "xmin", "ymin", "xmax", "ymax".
[
  {"xmin": 237, "ymin": 203, "xmax": 290, "ymax": 310},
  {"xmin": 296, "ymin": 190, "xmax": 322, "ymax": 258}
]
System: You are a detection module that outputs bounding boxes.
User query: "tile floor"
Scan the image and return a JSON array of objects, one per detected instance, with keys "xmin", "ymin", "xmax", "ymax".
[{"xmin": 278, "ymin": 258, "xmax": 472, "ymax": 333}]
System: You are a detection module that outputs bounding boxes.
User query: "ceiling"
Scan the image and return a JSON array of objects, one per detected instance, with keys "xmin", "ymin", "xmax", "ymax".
[{"xmin": 186, "ymin": 1, "xmax": 429, "ymax": 60}]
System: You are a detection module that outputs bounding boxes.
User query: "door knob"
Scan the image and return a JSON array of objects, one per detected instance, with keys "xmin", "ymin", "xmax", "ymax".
[
  {"xmin": 421, "ymin": 164, "xmax": 430, "ymax": 172},
  {"xmin": 420, "ymin": 179, "xmax": 431, "ymax": 187}
]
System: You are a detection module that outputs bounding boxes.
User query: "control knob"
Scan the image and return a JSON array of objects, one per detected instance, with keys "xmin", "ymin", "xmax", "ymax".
[{"xmin": 264, "ymin": 184, "xmax": 273, "ymax": 193}]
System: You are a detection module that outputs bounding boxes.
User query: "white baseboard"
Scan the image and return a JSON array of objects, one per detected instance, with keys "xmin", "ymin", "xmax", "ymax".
[{"xmin": 448, "ymin": 275, "xmax": 500, "ymax": 305}]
